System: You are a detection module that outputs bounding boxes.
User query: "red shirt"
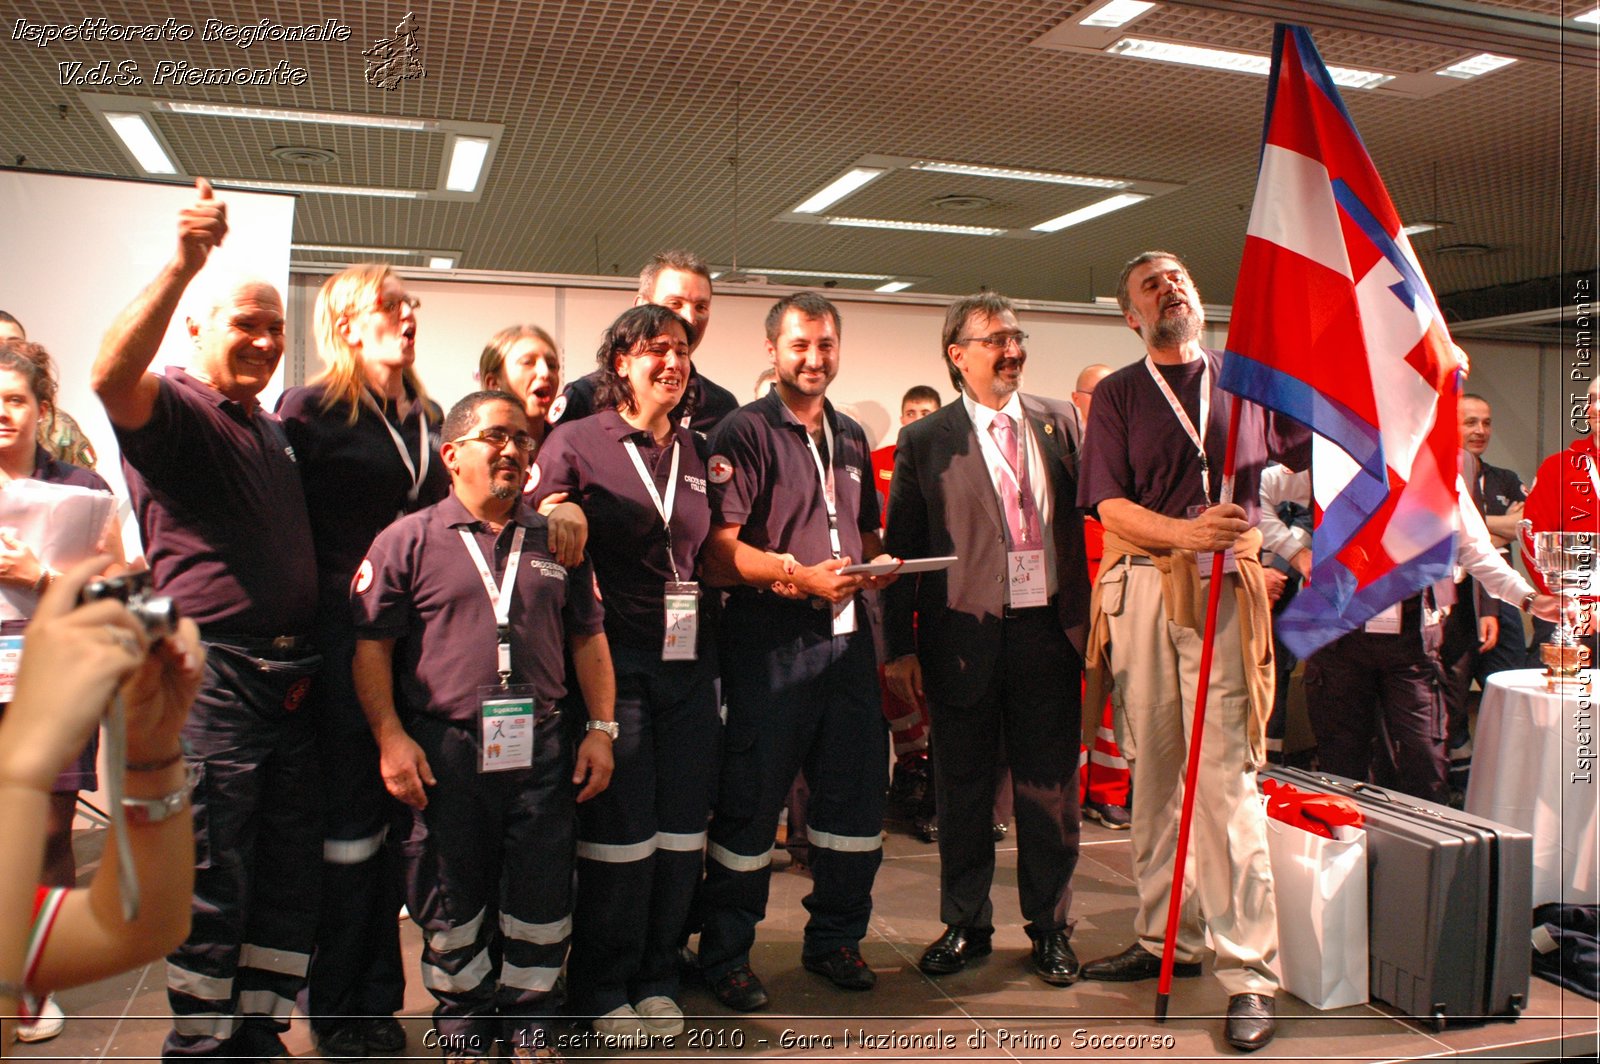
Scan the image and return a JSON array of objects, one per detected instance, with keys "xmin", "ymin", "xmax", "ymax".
[
  {"xmin": 870, "ymin": 444, "xmax": 896, "ymax": 526},
  {"xmin": 1521, "ymin": 436, "xmax": 1600, "ymax": 595}
]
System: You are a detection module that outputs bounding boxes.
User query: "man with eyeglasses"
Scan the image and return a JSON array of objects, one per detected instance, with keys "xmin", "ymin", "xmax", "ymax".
[
  {"xmin": 92, "ymin": 178, "xmax": 324, "ymax": 1060},
  {"xmin": 352, "ymin": 390, "xmax": 616, "ymax": 1063},
  {"xmin": 1075, "ymin": 251, "xmax": 1311, "ymax": 1052},
  {"xmin": 883, "ymin": 293, "xmax": 1091, "ymax": 988}
]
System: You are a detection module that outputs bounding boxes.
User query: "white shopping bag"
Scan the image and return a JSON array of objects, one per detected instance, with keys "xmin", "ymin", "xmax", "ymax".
[{"xmin": 1266, "ymin": 818, "xmax": 1369, "ymax": 1009}]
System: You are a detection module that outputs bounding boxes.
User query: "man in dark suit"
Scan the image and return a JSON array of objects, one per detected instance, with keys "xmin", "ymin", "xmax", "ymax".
[{"xmin": 883, "ymin": 292, "xmax": 1089, "ymax": 987}]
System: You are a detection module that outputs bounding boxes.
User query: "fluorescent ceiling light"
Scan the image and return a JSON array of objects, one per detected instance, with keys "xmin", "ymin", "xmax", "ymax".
[
  {"xmin": 1081, "ymin": 0, "xmax": 1156, "ymax": 29},
  {"xmin": 446, "ymin": 135, "xmax": 491, "ymax": 192},
  {"xmin": 792, "ymin": 168, "xmax": 888, "ymax": 214},
  {"xmin": 1106, "ymin": 37, "xmax": 1393, "ymax": 90},
  {"xmin": 1031, "ymin": 192, "xmax": 1150, "ymax": 233},
  {"xmin": 742, "ymin": 267, "xmax": 894, "ymax": 280},
  {"xmin": 826, "ymin": 216, "xmax": 1006, "ymax": 236},
  {"xmin": 428, "ymin": 256, "xmax": 456, "ymax": 269},
  {"xmin": 293, "ymin": 243, "xmax": 419, "ymax": 255},
  {"xmin": 875, "ymin": 281, "xmax": 914, "ymax": 293},
  {"xmin": 224, "ymin": 179, "xmax": 424, "ymax": 199},
  {"xmin": 155, "ymin": 100, "xmax": 435, "ymax": 130},
  {"xmin": 1436, "ymin": 53, "xmax": 1517, "ymax": 79},
  {"xmin": 1400, "ymin": 221, "xmax": 1447, "ymax": 236},
  {"xmin": 1575, "ymin": 7, "xmax": 1600, "ymax": 25},
  {"xmin": 909, "ymin": 160, "xmax": 1127, "ymax": 189},
  {"xmin": 106, "ymin": 113, "xmax": 176, "ymax": 174}
]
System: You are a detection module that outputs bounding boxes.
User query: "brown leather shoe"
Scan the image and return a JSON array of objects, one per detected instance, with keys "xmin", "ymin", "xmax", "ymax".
[
  {"xmin": 1080, "ymin": 942, "xmax": 1201, "ymax": 981},
  {"xmin": 1225, "ymin": 993, "xmax": 1276, "ymax": 1052}
]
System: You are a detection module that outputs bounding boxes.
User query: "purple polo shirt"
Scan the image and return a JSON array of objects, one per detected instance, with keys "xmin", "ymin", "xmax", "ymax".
[
  {"xmin": 1079, "ymin": 349, "xmax": 1309, "ymax": 524},
  {"xmin": 352, "ymin": 493, "xmax": 605, "ymax": 726},
  {"xmin": 276, "ymin": 384, "xmax": 448, "ymax": 615},
  {"xmin": 707, "ymin": 390, "xmax": 879, "ymax": 613},
  {"xmin": 114, "ymin": 369, "xmax": 317, "ymax": 636},
  {"xmin": 531, "ymin": 410, "xmax": 712, "ymax": 652}
]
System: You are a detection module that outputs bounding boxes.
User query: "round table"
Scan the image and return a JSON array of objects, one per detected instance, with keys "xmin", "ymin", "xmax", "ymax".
[{"xmin": 1464, "ymin": 669, "xmax": 1598, "ymax": 906}]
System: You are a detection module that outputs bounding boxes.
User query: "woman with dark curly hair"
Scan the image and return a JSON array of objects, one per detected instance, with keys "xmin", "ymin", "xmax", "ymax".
[{"xmin": 530, "ymin": 305, "xmax": 718, "ymax": 1042}]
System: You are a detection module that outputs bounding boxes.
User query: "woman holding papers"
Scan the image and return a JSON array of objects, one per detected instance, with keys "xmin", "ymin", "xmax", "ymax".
[
  {"xmin": 0, "ymin": 339, "xmax": 126, "ymax": 1044},
  {"xmin": 530, "ymin": 305, "xmax": 718, "ymax": 1042}
]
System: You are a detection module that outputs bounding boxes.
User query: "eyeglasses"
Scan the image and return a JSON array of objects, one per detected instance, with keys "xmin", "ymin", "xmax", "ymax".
[
  {"xmin": 452, "ymin": 426, "xmax": 538, "ymax": 453},
  {"xmin": 635, "ymin": 341, "xmax": 690, "ymax": 358},
  {"xmin": 958, "ymin": 332, "xmax": 1027, "ymax": 351},
  {"xmin": 373, "ymin": 295, "xmax": 422, "ymax": 315}
]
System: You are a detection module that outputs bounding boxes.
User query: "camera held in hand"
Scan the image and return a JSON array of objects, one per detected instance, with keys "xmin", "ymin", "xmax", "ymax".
[{"xmin": 79, "ymin": 570, "xmax": 181, "ymax": 641}]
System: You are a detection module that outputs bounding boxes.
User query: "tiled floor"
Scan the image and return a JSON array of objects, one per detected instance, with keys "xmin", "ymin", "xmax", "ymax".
[{"xmin": 16, "ymin": 817, "xmax": 1598, "ymax": 1061}]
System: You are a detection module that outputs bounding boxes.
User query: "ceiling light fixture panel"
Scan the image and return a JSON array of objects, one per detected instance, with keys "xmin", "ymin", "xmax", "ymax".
[
  {"xmin": 1435, "ymin": 53, "xmax": 1517, "ymax": 79},
  {"xmin": 826, "ymin": 216, "xmax": 1008, "ymax": 236},
  {"xmin": 908, "ymin": 160, "xmax": 1128, "ymax": 189},
  {"xmin": 1031, "ymin": 192, "xmax": 1150, "ymax": 233},
  {"xmin": 225, "ymin": 179, "xmax": 424, "ymax": 199},
  {"xmin": 1106, "ymin": 37, "xmax": 1394, "ymax": 90},
  {"xmin": 105, "ymin": 112, "xmax": 177, "ymax": 174},
  {"xmin": 156, "ymin": 100, "xmax": 438, "ymax": 130},
  {"xmin": 1080, "ymin": 0, "xmax": 1157, "ymax": 29},
  {"xmin": 792, "ymin": 167, "xmax": 889, "ymax": 213}
]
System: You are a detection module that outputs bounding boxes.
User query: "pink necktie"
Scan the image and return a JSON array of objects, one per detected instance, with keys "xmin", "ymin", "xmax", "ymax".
[{"xmin": 990, "ymin": 413, "xmax": 1043, "ymax": 549}]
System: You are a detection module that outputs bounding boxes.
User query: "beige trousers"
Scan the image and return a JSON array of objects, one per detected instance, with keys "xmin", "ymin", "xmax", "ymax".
[{"xmin": 1102, "ymin": 561, "xmax": 1279, "ymax": 996}]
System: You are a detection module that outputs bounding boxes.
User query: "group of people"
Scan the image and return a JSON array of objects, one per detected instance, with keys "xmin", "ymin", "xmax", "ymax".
[{"xmin": 2, "ymin": 175, "xmax": 1578, "ymax": 1063}]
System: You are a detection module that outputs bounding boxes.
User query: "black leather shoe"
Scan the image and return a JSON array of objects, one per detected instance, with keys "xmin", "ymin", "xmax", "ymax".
[
  {"xmin": 803, "ymin": 946, "xmax": 877, "ymax": 990},
  {"xmin": 312, "ymin": 1024, "xmax": 367, "ymax": 1062},
  {"xmin": 1225, "ymin": 993, "xmax": 1276, "ymax": 1052},
  {"xmin": 1029, "ymin": 930, "xmax": 1080, "ymax": 986},
  {"xmin": 914, "ymin": 815, "xmax": 939, "ymax": 843},
  {"xmin": 1080, "ymin": 942, "xmax": 1202, "ymax": 982},
  {"xmin": 918, "ymin": 926, "xmax": 993, "ymax": 974},
  {"xmin": 362, "ymin": 1016, "xmax": 407, "ymax": 1053},
  {"xmin": 709, "ymin": 963, "xmax": 770, "ymax": 1011}
]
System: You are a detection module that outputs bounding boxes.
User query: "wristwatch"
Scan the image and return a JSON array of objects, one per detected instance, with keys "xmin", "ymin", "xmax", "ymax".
[
  {"xmin": 1521, "ymin": 591, "xmax": 1536, "ymax": 613},
  {"xmin": 585, "ymin": 720, "xmax": 620, "ymax": 740},
  {"xmin": 121, "ymin": 762, "xmax": 200, "ymax": 824}
]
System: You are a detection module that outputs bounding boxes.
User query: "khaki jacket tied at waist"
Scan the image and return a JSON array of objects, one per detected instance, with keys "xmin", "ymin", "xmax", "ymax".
[{"xmin": 1083, "ymin": 525, "xmax": 1275, "ymax": 767}]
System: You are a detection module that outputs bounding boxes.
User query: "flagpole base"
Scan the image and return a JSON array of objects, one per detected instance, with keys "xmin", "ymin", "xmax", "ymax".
[{"xmin": 1155, "ymin": 992, "xmax": 1170, "ymax": 1023}]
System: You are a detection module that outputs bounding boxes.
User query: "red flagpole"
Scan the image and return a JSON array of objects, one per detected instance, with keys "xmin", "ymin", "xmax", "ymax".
[{"xmin": 1154, "ymin": 397, "xmax": 1243, "ymax": 1023}]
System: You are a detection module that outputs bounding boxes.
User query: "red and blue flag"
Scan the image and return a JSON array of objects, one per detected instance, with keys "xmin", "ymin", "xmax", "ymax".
[{"xmin": 1220, "ymin": 25, "xmax": 1462, "ymax": 659}]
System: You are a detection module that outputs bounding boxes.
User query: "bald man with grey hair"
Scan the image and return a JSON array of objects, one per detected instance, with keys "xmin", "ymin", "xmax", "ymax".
[
  {"xmin": 93, "ymin": 178, "xmax": 324, "ymax": 1061},
  {"xmin": 1072, "ymin": 363, "xmax": 1113, "ymax": 422}
]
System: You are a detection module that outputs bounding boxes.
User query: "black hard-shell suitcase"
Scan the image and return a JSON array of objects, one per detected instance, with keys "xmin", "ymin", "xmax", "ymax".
[{"xmin": 1261, "ymin": 766, "xmax": 1532, "ymax": 1029}]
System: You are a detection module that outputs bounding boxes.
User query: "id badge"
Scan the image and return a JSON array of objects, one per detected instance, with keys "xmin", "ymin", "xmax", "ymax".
[
  {"xmin": 478, "ymin": 684, "xmax": 537, "ymax": 772},
  {"xmin": 832, "ymin": 596, "xmax": 858, "ymax": 636},
  {"xmin": 1364, "ymin": 602, "xmax": 1402, "ymax": 635},
  {"xmin": 663, "ymin": 581, "xmax": 700, "ymax": 662},
  {"xmin": 1186, "ymin": 504, "xmax": 1237, "ymax": 576},
  {"xmin": 1007, "ymin": 549, "xmax": 1048, "ymax": 608},
  {"xmin": 0, "ymin": 634, "xmax": 21, "ymax": 703}
]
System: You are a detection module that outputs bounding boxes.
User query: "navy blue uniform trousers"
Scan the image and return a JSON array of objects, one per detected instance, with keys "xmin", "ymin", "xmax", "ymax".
[
  {"xmin": 163, "ymin": 643, "xmax": 322, "ymax": 1059},
  {"xmin": 567, "ymin": 646, "xmax": 721, "ymax": 1015},
  {"xmin": 403, "ymin": 713, "xmax": 573, "ymax": 1057},
  {"xmin": 696, "ymin": 603, "xmax": 887, "ymax": 979},
  {"xmin": 302, "ymin": 622, "xmax": 406, "ymax": 1035}
]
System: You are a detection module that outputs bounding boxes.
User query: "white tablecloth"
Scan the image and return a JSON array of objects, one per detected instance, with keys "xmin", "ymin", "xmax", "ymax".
[{"xmin": 1465, "ymin": 669, "xmax": 1598, "ymax": 906}]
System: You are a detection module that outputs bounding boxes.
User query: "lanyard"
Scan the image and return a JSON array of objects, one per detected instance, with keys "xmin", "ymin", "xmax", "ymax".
[
  {"xmin": 802, "ymin": 415, "xmax": 841, "ymax": 557},
  {"xmin": 623, "ymin": 435, "xmax": 682, "ymax": 581},
  {"xmin": 458, "ymin": 525, "xmax": 526, "ymax": 630},
  {"xmin": 1144, "ymin": 355, "xmax": 1211, "ymax": 500},
  {"xmin": 361, "ymin": 389, "xmax": 430, "ymax": 506}
]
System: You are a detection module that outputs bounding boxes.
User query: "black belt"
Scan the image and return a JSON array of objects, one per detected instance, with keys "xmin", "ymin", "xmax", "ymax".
[{"xmin": 200, "ymin": 632, "xmax": 314, "ymax": 660}]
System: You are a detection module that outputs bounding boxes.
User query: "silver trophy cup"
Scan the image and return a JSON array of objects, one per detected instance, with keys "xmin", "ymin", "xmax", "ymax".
[{"xmin": 1522, "ymin": 521, "xmax": 1595, "ymax": 686}]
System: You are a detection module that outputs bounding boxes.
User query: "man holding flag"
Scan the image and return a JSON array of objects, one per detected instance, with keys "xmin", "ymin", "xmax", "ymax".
[{"xmin": 1078, "ymin": 251, "xmax": 1306, "ymax": 1052}]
